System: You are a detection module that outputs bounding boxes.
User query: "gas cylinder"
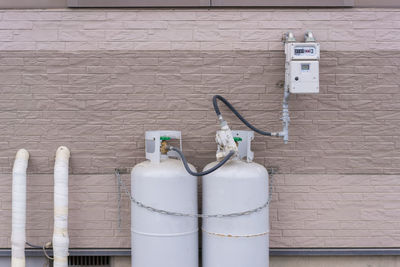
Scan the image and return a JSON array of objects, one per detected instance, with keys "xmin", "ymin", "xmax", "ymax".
[
  {"xmin": 202, "ymin": 130, "xmax": 269, "ymax": 267},
  {"xmin": 131, "ymin": 131, "xmax": 198, "ymax": 267}
]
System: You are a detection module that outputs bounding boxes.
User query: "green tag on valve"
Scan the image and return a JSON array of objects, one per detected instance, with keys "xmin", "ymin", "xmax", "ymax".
[
  {"xmin": 233, "ymin": 137, "xmax": 242, "ymax": 142},
  {"xmin": 160, "ymin": 136, "xmax": 171, "ymax": 141}
]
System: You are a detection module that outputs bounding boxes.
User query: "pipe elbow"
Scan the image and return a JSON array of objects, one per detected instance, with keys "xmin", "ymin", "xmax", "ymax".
[
  {"xmin": 56, "ymin": 146, "xmax": 70, "ymax": 161},
  {"xmin": 15, "ymin": 149, "xmax": 29, "ymax": 161}
]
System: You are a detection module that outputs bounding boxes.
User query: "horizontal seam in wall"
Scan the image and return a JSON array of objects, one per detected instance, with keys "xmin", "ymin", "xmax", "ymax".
[{"xmin": 2, "ymin": 248, "xmax": 400, "ymax": 257}]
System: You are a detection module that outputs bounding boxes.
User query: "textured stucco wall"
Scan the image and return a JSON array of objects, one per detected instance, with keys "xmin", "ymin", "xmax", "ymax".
[
  {"xmin": 2, "ymin": 173, "xmax": 400, "ymax": 248},
  {"xmin": 0, "ymin": 8, "xmax": 399, "ymax": 249},
  {"xmin": 0, "ymin": 0, "xmax": 399, "ymax": 8},
  {"xmin": 0, "ymin": 9, "xmax": 398, "ymax": 51}
]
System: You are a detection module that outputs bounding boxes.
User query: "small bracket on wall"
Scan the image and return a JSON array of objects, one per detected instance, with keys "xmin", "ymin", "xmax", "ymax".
[
  {"xmin": 145, "ymin": 131, "xmax": 182, "ymax": 163},
  {"xmin": 231, "ymin": 130, "xmax": 254, "ymax": 163}
]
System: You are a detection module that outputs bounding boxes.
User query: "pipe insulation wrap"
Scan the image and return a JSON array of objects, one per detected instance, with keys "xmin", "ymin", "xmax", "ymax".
[
  {"xmin": 11, "ymin": 149, "xmax": 29, "ymax": 267},
  {"xmin": 53, "ymin": 146, "xmax": 70, "ymax": 267}
]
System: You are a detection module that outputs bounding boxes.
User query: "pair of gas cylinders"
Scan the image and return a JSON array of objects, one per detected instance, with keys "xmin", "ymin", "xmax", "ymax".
[{"xmin": 131, "ymin": 130, "xmax": 269, "ymax": 267}]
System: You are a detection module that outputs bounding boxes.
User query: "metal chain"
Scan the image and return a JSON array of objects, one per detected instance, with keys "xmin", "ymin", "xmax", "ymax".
[
  {"xmin": 117, "ymin": 171, "xmax": 122, "ymax": 229},
  {"xmin": 115, "ymin": 168, "xmax": 271, "ymax": 219},
  {"xmin": 268, "ymin": 167, "xmax": 275, "ymax": 204}
]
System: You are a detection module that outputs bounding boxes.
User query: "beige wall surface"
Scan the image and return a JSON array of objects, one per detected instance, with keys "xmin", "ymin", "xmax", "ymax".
[
  {"xmin": 0, "ymin": 9, "xmax": 398, "ymax": 51},
  {"xmin": 1, "ymin": 0, "xmax": 400, "ymax": 8},
  {"xmin": 0, "ymin": 8, "xmax": 399, "ymax": 249},
  {"xmin": 2, "ymin": 173, "xmax": 400, "ymax": 248}
]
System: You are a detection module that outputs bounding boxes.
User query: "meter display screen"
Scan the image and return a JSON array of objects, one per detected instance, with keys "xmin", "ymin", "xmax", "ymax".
[
  {"xmin": 294, "ymin": 46, "xmax": 316, "ymax": 56},
  {"xmin": 301, "ymin": 64, "xmax": 310, "ymax": 71}
]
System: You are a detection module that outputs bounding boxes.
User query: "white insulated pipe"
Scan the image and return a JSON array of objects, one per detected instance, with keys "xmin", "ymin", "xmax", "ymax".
[
  {"xmin": 53, "ymin": 146, "xmax": 70, "ymax": 267},
  {"xmin": 11, "ymin": 149, "xmax": 29, "ymax": 267}
]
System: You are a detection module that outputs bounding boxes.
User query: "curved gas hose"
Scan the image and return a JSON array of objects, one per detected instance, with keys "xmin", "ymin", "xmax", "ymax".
[
  {"xmin": 26, "ymin": 241, "xmax": 54, "ymax": 260},
  {"xmin": 213, "ymin": 95, "xmax": 274, "ymax": 136},
  {"xmin": 168, "ymin": 146, "xmax": 235, "ymax": 177}
]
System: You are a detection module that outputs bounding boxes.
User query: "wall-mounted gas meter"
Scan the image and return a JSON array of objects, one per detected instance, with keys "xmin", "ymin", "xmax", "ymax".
[{"xmin": 285, "ymin": 33, "xmax": 320, "ymax": 94}]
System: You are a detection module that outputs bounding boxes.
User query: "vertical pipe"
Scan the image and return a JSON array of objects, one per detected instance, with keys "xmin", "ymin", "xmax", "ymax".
[
  {"xmin": 280, "ymin": 43, "xmax": 291, "ymax": 144},
  {"xmin": 11, "ymin": 149, "xmax": 29, "ymax": 267},
  {"xmin": 281, "ymin": 88, "xmax": 290, "ymax": 144},
  {"xmin": 53, "ymin": 146, "xmax": 70, "ymax": 267}
]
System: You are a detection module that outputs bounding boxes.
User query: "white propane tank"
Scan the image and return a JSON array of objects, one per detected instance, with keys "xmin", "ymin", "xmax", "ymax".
[
  {"xmin": 202, "ymin": 130, "xmax": 269, "ymax": 267},
  {"xmin": 131, "ymin": 131, "xmax": 198, "ymax": 267}
]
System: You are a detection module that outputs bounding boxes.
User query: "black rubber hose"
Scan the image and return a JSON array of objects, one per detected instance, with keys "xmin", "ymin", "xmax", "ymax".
[
  {"xmin": 213, "ymin": 95, "xmax": 272, "ymax": 136},
  {"xmin": 169, "ymin": 146, "xmax": 235, "ymax": 177},
  {"xmin": 26, "ymin": 242, "xmax": 43, "ymax": 249}
]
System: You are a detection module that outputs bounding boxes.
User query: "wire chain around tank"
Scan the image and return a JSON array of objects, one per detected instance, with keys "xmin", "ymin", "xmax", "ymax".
[{"xmin": 115, "ymin": 169, "xmax": 273, "ymax": 219}]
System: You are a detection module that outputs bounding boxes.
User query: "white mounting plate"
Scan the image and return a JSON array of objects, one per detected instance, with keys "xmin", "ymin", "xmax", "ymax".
[
  {"xmin": 289, "ymin": 61, "xmax": 320, "ymax": 94},
  {"xmin": 231, "ymin": 130, "xmax": 254, "ymax": 163},
  {"xmin": 145, "ymin": 130, "xmax": 182, "ymax": 163}
]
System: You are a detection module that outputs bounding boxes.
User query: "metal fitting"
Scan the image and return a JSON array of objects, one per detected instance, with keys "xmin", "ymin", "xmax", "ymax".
[
  {"xmin": 305, "ymin": 31, "xmax": 316, "ymax": 42},
  {"xmin": 284, "ymin": 32, "xmax": 296, "ymax": 43},
  {"xmin": 218, "ymin": 115, "xmax": 227, "ymax": 128},
  {"xmin": 160, "ymin": 140, "xmax": 169, "ymax": 155}
]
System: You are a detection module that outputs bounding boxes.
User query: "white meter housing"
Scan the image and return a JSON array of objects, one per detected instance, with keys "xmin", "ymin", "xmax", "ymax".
[{"xmin": 285, "ymin": 42, "xmax": 320, "ymax": 94}]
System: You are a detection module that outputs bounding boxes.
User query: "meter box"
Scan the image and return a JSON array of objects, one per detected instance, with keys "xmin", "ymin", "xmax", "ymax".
[
  {"xmin": 286, "ymin": 42, "xmax": 320, "ymax": 94},
  {"xmin": 289, "ymin": 61, "xmax": 319, "ymax": 94}
]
